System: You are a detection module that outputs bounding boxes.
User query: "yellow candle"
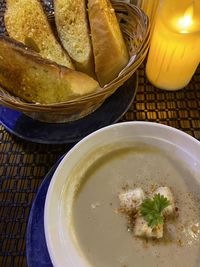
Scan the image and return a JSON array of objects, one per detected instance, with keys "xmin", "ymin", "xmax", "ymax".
[
  {"xmin": 140, "ymin": 0, "xmax": 160, "ymax": 23},
  {"xmin": 146, "ymin": 0, "xmax": 200, "ymax": 90}
]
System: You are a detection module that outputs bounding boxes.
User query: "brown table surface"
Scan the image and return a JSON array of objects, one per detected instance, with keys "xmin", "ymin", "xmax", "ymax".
[{"xmin": 1, "ymin": 66, "xmax": 200, "ymax": 266}]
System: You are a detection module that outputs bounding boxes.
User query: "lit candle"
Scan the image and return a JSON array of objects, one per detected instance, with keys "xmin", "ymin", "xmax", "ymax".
[{"xmin": 146, "ymin": 0, "xmax": 200, "ymax": 90}]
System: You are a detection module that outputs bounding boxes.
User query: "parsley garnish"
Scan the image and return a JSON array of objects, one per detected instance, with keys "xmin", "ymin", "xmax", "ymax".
[{"xmin": 140, "ymin": 194, "xmax": 170, "ymax": 228}]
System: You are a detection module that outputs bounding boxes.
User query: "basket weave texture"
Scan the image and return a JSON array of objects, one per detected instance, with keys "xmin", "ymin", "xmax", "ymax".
[{"xmin": 0, "ymin": 0, "xmax": 150, "ymax": 122}]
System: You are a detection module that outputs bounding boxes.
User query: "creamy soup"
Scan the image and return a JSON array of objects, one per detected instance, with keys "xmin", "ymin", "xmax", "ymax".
[{"xmin": 71, "ymin": 143, "xmax": 200, "ymax": 267}]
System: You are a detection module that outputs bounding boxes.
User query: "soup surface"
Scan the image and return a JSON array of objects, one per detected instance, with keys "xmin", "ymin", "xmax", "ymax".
[{"xmin": 72, "ymin": 143, "xmax": 200, "ymax": 267}]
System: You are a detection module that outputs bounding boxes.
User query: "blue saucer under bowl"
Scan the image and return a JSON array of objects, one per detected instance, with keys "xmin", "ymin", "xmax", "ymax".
[
  {"xmin": 26, "ymin": 156, "xmax": 64, "ymax": 267},
  {"xmin": 0, "ymin": 73, "xmax": 138, "ymax": 144}
]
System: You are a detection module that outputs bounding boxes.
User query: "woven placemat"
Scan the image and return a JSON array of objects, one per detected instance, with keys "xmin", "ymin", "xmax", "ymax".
[
  {"xmin": 124, "ymin": 64, "xmax": 200, "ymax": 140},
  {"xmin": 0, "ymin": 0, "xmax": 200, "ymax": 266},
  {"xmin": 1, "ymin": 66, "xmax": 200, "ymax": 266}
]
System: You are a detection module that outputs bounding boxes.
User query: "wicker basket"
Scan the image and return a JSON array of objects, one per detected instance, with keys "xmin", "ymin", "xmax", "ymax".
[{"xmin": 0, "ymin": 1, "xmax": 150, "ymax": 123}]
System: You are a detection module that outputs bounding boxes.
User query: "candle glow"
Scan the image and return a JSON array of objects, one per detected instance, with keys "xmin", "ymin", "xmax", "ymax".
[
  {"xmin": 146, "ymin": 0, "xmax": 200, "ymax": 90},
  {"xmin": 177, "ymin": 6, "xmax": 194, "ymax": 33}
]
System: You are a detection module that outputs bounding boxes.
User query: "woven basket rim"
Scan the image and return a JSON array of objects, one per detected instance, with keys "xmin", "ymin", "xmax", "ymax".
[{"xmin": 0, "ymin": 1, "xmax": 150, "ymax": 112}]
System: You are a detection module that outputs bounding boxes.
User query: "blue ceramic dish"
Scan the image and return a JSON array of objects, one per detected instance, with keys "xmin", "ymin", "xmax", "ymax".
[{"xmin": 26, "ymin": 157, "xmax": 64, "ymax": 267}]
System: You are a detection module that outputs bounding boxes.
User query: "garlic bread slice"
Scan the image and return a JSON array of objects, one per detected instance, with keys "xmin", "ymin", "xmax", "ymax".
[
  {"xmin": 0, "ymin": 37, "xmax": 99, "ymax": 104},
  {"xmin": 5, "ymin": 0, "xmax": 74, "ymax": 69}
]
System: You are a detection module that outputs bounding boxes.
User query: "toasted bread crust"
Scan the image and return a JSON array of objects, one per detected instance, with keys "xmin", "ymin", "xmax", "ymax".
[
  {"xmin": 5, "ymin": 0, "xmax": 74, "ymax": 69},
  {"xmin": 88, "ymin": 0, "xmax": 129, "ymax": 86},
  {"xmin": 0, "ymin": 37, "xmax": 99, "ymax": 104},
  {"xmin": 54, "ymin": 0, "xmax": 95, "ymax": 77}
]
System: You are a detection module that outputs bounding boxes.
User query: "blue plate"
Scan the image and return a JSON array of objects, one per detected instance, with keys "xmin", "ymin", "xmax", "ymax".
[
  {"xmin": 0, "ymin": 73, "xmax": 138, "ymax": 144},
  {"xmin": 26, "ymin": 157, "xmax": 64, "ymax": 267}
]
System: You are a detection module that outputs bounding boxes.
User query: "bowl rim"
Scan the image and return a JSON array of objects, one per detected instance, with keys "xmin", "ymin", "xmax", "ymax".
[{"xmin": 44, "ymin": 121, "xmax": 200, "ymax": 267}]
